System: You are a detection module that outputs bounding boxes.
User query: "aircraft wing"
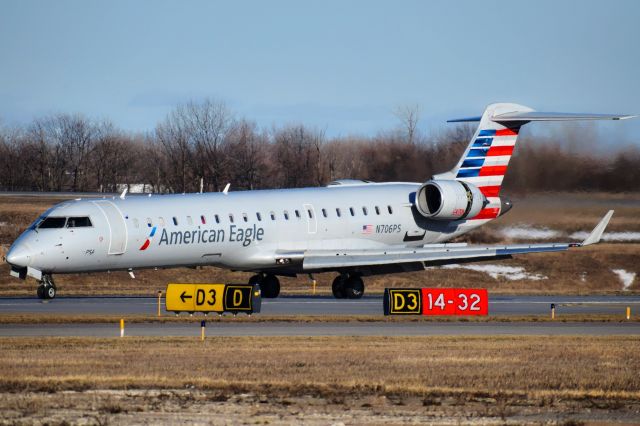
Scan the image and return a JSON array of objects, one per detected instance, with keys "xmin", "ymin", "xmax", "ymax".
[{"xmin": 299, "ymin": 210, "xmax": 614, "ymax": 271}]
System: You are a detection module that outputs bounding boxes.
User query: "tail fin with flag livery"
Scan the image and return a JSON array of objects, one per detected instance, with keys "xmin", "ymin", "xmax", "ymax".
[{"xmin": 437, "ymin": 103, "xmax": 636, "ymax": 221}]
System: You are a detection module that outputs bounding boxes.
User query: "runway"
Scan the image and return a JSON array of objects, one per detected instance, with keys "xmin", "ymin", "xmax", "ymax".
[
  {"xmin": 1, "ymin": 295, "xmax": 639, "ymax": 336},
  {"xmin": 1, "ymin": 321, "xmax": 639, "ymax": 337},
  {"xmin": 1, "ymin": 295, "xmax": 639, "ymax": 316}
]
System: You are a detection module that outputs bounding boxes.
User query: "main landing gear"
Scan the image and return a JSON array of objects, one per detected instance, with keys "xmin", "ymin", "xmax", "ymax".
[
  {"xmin": 36, "ymin": 274, "xmax": 56, "ymax": 300},
  {"xmin": 249, "ymin": 273, "xmax": 280, "ymax": 298},
  {"xmin": 332, "ymin": 274, "xmax": 364, "ymax": 299}
]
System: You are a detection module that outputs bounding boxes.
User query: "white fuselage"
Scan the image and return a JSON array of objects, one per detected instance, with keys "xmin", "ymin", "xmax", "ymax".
[{"xmin": 7, "ymin": 182, "xmax": 491, "ymax": 276}]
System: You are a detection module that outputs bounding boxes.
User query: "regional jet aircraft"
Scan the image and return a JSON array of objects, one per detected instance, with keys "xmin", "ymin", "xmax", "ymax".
[{"xmin": 5, "ymin": 103, "xmax": 635, "ymax": 299}]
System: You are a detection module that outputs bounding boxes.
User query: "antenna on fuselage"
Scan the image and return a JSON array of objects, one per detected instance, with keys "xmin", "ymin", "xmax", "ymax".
[
  {"xmin": 120, "ymin": 187, "xmax": 128, "ymax": 200},
  {"xmin": 222, "ymin": 183, "xmax": 230, "ymax": 195}
]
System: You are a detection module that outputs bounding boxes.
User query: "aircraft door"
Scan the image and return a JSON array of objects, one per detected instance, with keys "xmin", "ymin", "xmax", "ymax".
[
  {"xmin": 303, "ymin": 203, "xmax": 317, "ymax": 234},
  {"xmin": 93, "ymin": 200, "xmax": 128, "ymax": 254}
]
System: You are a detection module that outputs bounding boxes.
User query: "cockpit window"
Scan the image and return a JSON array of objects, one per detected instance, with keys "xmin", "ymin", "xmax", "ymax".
[
  {"xmin": 67, "ymin": 217, "xmax": 92, "ymax": 228},
  {"xmin": 38, "ymin": 217, "xmax": 67, "ymax": 229}
]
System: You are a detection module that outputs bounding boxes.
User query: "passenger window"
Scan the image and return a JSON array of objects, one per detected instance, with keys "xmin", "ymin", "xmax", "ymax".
[
  {"xmin": 214, "ymin": 214, "xmax": 220, "ymax": 224},
  {"xmin": 242, "ymin": 213, "xmax": 248, "ymax": 222},
  {"xmin": 307, "ymin": 209, "xmax": 313, "ymax": 219},
  {"xmin": 133, "ymin": 218, "xmax": 139, "ymax": 228},
  {"xmin": 172, "ymin": 217, "xmax": 178, "ymax": 226},
  {"xmin": 38, "ymin": 217, "xmax": 67, "ymax": 229},
  {"xmin": 187, "ymin": 216, "xmax": 193, "ymax": 226},
  {"xmin": 322, "ymin": 208, "xmax": 327, "ymax": 218},
  {"xmin": 362, "ymin": 207, "xmax": 368, "ymax": 216},
  {"xmin": 388, "ymin": 205, "xmax": 393, "ymax": 214},
  {"xmin": 284, "ymin": 211, "xmax": 289, "ymax": 220},
  {"xmin": 295, "ymin": 210, "xmax": 301, "ymax": 219},
  {"xmin": 349, "ymin": 207, "xmax": 355, "ymax": 216},
  {"xmin": 201, "ymin": 215, "xmax": 206, "ymax": 225},
  {"xmin": 256, "ymin": 212, "xmax": 262, "ymax": 221},
  {"xmin": 229, "ymin": 214, "xmax": 234, "ymax": 223},
  {"xmin": 158, "ymin": 217, "xmax": 165, "ymax": 226},
  {"xmin": 336, "ymin": 208, "xmax": 341, "ymax": 217},
  {"xmin": 375, "ymin": 206, "xmax": 380, "ymax": 215},
  {"xmin": 66, "ymin": 217, "xmax": 92, "ymax": 228},
  {"xmin": 270, "ymin": 211, "xmax": 276, "ymax": 220}
]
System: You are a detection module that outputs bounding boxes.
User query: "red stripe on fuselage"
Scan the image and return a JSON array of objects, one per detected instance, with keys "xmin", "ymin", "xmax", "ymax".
[
  {"xmin": 479, "ymin": 165, "xmax": 507, "ymax": 176},
  {"xmin": 495, "ymin": 128, "xmax": 518, "ymax": 136},
  {"xmin": 139, "ymin": 239, "xmax": 151, "ymax": 251},
  {"xmin": 473, "ymin": 207, "xmax": 500, "ymax": 220},
  {"xmin": 479, "ymin": 185, "xmax": 501, "ymax": 197},
  {"xmin": 486, "ymin": 146, "xmax": 514, "ymax": 157}
]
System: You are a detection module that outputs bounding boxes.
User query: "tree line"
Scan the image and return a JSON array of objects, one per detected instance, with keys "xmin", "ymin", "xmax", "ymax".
[{"xmin": 0, "ymin": 99, "xmax": 638, "ymax": 194}]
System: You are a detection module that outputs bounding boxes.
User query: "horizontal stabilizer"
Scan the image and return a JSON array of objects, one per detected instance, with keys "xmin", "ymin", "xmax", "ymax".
[
  {"xmin": 581, "ymin": 210, "xmax": 614, "ymax": 246},
  {"xmin": 491, "ymin": 111, "xmax": 637, "ymax": 122},
  {"xmin": 446, "ymin": 116, "xmax": 482, "ymax": 123}
]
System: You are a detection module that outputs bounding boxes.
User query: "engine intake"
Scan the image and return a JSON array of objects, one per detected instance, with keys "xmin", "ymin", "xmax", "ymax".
[{"xmin": 416, "ymin": 180, "xmax": 486, "ymax": 220}]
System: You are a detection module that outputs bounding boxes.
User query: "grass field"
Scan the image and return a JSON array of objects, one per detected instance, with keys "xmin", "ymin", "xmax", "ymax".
[
  {"xmin": 1, "ymin": 336, "xmax": 639, "ymax": 424},
  {"xmin": 0, "ymin": 192, "xmax": 639, "ymax": 297}
]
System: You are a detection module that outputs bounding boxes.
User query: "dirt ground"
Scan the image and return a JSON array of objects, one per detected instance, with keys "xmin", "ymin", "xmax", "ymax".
[{"xmin": 1, "ymin": 336, "xmax": 639, "ymax": 425}]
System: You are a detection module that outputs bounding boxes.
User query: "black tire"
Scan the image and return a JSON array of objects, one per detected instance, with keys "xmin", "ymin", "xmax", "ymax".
[
  {"xmin": 332, "ymin": 275, "xmax": 346, "ymax": 299},
  {"xmin": 248, "ymin": 274, "xmax": 262, "ymax": 286},
  {"xmin": 45, "ymin": 285, "xmax": 56, "ymax": 299},
  {"xmin": 36, "ymin": 285, "xmax": 45, "ymax": 299},
  {"xmin": 343, "ymin": 276, "xmax": 364, "ymax": 299},
  {"xmin": 261, "ymin": 274, "xmax": 280, "ymax": 298}
]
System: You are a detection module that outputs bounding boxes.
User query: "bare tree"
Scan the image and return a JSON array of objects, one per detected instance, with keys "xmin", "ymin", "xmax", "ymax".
[{"xmin": 394, "ymin": 104, "xmax": 421, "ymax": 144}]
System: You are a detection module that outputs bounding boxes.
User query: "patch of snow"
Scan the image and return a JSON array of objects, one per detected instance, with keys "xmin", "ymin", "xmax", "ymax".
[
  {"xmin": 441, "ymin": 264, "xmax": 547, "ymax": 281},
  {"xmin": 499, "ymin": 226, "xmax": 560, "ymax": 240},
  {"xmin": 570, "ymin": 231, "xmax": 640, "ymax": 242},
  {"xmin": 612, "ymin": 269, "xmax": 636, "ymax": 291}
]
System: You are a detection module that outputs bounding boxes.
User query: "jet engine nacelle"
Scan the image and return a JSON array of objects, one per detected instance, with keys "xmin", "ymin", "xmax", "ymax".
[{"xmin": 416, "ymin": 180, "xmax": 486, "ymax": 220}]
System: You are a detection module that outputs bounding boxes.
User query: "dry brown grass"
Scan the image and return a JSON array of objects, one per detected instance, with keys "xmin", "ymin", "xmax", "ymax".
[
  {"xmin": 0, "ymin": 336, "xmax": 638, "ymax": 400},
  {"xmin": 1, "ymin": 192, "xmax": 639, "ymax": 296},
  {"xmin": 1, "ymin": 336, "xmax": 639, "ymax": 424}
]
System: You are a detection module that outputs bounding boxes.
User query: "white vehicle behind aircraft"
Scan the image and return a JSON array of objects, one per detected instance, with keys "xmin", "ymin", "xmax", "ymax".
[{"xmin": 5, "ymin": 103, "xmax": 635, "ymax": 300}]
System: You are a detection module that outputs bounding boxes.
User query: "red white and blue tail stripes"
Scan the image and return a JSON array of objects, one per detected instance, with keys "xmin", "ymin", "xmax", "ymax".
[{"xmin": 455, "ymin": 127, "xmax": 520, "ymax": 220}]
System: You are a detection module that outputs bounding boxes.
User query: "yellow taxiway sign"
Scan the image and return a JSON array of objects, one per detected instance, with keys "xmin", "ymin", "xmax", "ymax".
[{"xmin": 166, "ymin": 283, "xmax": 260, "ymax": 314}]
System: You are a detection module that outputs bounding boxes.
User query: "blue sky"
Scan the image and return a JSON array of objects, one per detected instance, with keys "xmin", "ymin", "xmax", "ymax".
[{"xmin": 1, "ymin": 0, "xmax": 639, "ymax": 139}]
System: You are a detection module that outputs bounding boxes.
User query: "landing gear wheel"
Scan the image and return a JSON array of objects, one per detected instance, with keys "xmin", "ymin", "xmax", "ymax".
[
  {"xmin": 249, "ymin": 274, "xmax": 263, "ymax": 286},
  {"xmin": 261, "ymin": 274, "xmax": 280, "ymax": 298},
  {"xmin": 37, "ymin": 275, "xmax": 57, "ymax": 300},
  {"xmin": 332, "ymin": 275, "xmax": 346, "ymax": 299},
  {"xmin": 44, "ymin": 285, "xmax": 56, "ymax": 299},
  {"xmin": 343, "ymin": 275, "xmax": 364, "ymax": 299}
]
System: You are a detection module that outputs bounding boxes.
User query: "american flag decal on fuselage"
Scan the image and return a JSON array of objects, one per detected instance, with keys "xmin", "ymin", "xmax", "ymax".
[{"xmin": 456, "ymin": 127, "xmax": 520, "ymax": 220}]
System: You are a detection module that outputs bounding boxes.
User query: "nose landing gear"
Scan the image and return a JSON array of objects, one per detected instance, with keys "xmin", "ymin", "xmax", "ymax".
[{"xmin": 36, "ymin": 274, "xmax": 56, "ymax": 300}]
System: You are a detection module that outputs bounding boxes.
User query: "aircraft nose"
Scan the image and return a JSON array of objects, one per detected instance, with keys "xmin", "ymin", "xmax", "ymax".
[{"xmin": 6, "ymin": 243, "xmax": 32, "ymax": 268}]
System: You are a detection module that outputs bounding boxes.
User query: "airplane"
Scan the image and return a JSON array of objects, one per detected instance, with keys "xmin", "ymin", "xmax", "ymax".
[{"xmin": 4, "ymin": 103, "xmax": 636, "ymax": 300}]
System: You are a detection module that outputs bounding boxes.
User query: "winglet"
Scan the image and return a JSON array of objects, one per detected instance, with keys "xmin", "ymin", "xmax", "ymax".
[
  {"xmin": 222, "ymin": 183, "xmax": 230, "ymax": 195},
  {"xmin": 582, "ymin": 210, "xmax": 614, "ymax": 246}
]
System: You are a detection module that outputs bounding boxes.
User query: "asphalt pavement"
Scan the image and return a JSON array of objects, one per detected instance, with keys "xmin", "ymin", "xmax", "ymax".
[{"xmin": 1, "ymin": 294, "xmax": 639, "ymax": 316}]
